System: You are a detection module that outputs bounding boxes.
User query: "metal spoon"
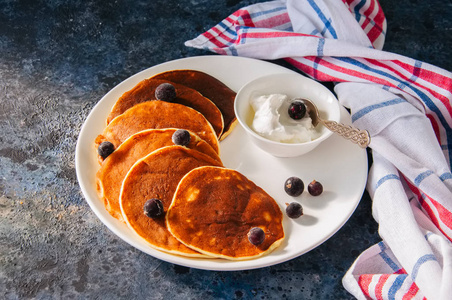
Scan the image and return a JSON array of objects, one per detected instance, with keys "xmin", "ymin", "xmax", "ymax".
[{"xmin": 294, "ymin": 98, "xmax": 371, "ymax": 148}]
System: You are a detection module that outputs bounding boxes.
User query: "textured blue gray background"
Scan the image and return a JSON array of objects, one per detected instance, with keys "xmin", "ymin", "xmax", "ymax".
[{"xmin": 1, "ymin": 0, "xmax": 451, "ymax": 299}]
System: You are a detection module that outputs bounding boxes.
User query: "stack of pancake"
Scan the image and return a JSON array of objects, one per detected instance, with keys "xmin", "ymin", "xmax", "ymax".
[{"xmin": 94, "ymin": 69, "xmax": 284, "ymax": 260}]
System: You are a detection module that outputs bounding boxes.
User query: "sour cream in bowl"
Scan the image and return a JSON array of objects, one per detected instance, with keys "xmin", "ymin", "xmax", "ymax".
[{"xmin": 234, "ymin": 72, "xmax": 341, "ymax": 157}]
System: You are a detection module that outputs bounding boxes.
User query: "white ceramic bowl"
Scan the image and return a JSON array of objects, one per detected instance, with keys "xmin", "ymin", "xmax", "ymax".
[{"xmin": 234, "ymin": 72, "xmax": 341, "ymax": 157}]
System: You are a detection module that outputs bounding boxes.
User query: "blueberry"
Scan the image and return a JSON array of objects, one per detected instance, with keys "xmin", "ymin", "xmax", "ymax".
[
  {"xmin": 286, "ymin": 202, "xmax": 303, "ymax": 219},
  {"xmin": 247, "ymin": 227, "xmax": 265, "ymax": 246},
  {"xmin": 155, "ymin": 83, "xmax": 176, "ymax": 102},
  {"xmin": 288, "ymin": 100, "xmax": 307, "ymax": 120},
  {"xmin": 97, "ymin": 141, "xmax": 115, "ymax": 159},
  {"xmin": 172, "ymin": 129, "xmax": 191, "ymax": 146},
  {"xmin": 284, "ymin": 177, "xmax": 304, "ymax": 197},
  {"xmin": 143, "ymin": 198, "xmax": 164, "ymax": 218},
  {"xmin": 308, "ymin": 180, "xmax": 323, "ymax": 196}
]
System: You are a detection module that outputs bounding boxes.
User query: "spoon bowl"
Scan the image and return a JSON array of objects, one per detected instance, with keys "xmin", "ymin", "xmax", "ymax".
[{"xmin": 296, "ymin": 98, "xmax": 371, "ymax": 148}]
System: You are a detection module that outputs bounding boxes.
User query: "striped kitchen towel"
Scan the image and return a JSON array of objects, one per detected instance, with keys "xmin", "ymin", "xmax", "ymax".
[{"xmin": 185, "ymin": 0, "xmax": 452, "ymax": 299}]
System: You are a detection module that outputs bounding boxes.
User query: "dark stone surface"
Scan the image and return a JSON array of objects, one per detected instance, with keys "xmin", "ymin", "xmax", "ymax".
[{"xmin": 0, "ymin": 0, "xmax": 450, "ymax": 299}]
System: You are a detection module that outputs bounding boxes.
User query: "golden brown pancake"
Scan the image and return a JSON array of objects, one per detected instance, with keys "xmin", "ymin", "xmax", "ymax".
[
  {"xmin": 107, "ymin": 78, "xmax": 224, "ymax": 138},
  {"xmin": 166, "ymin": 166, "xmax": 285, "ymax": 260},
  {"xmin": 120, "ymin": 146, "xmax": 223, "ymax": 257},
  {"xmin": 95, "ymin": 101, "xmax": 220, "ymax": 154},
  {"xmin": 96, "ymin": 129, "xmax": 222, "ymax": 222},
  {"xmin": 151, "ymin": 70, "xmax": 237, "ymax": 140}
]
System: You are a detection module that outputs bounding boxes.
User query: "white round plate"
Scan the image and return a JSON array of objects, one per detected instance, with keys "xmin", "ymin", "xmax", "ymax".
[{"xmin": 75, "ymin": 56, "xmax": 367, "ymax": 271}]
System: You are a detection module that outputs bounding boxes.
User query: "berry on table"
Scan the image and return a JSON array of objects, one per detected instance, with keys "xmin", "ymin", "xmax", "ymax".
[
  {"xmin": 284, "ymin": 177, "xmax": 304, "ymax": 197},
  {"xmin": 286, "ymin": 202, "xmax": 303, "ymax": 219},
  {"xmin": 308, "ymin": 180, "xmax": 323, "ymax": 196}
]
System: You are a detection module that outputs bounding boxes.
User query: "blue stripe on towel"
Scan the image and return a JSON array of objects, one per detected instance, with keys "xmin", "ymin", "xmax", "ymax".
[
  {"xmin": 375, "ymin": 174, "xmax": 401, "ymax": 189},
  {"xmin": 388, "ymin": 275, "xmax": 407, "ymax": 300},
  {"xmin": 412, "ymin": 254, "xmax": 437, "ymax": 281},
  {"xmin": 352, "ymin": 98, "xmax": 405, "ymax": 122},
  {"xmin": 307, "ymin": 0, "xmax": 337, "ymax": 38},
  {"xmin": 414, "ymin": 170, "xmax": 434, "ymax": 186}
]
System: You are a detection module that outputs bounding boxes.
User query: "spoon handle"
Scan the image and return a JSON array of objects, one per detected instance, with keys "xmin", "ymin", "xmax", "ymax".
[{"xmin": 321, "ymin": 120, "xmax": 371, "ymax": 148}]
